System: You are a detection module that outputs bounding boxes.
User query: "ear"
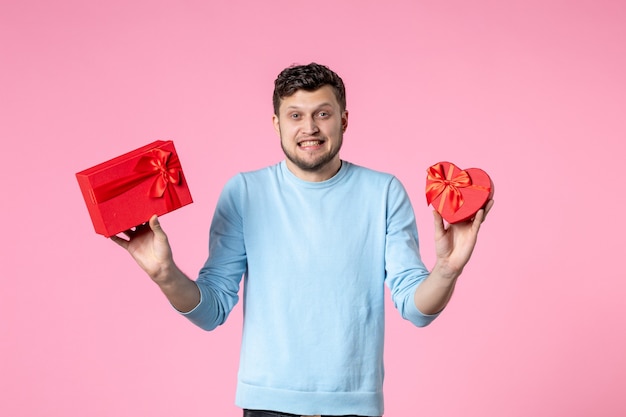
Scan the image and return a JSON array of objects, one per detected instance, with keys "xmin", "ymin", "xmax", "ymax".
[
  {"xmin": 341, "ymin": 110, "xmax": 349, "ymax": 133},
  {"xmin": 272, "ymin": 114, "xmax": 280, "ymax": 135}
]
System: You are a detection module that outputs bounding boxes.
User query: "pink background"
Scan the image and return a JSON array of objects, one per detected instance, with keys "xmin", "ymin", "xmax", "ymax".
[{"xmin": 2, "ymin": 1, "xmax": 625, "ymax": 416}]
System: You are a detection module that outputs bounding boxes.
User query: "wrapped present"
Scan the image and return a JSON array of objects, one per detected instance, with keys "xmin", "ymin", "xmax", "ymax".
[
  {"xmin": 76, "ymin": 140, "xmax": 193, "ymax": 237},
  {"xmin": 425, "ymin": 161, "xmax": 494, "ymax": 224}
]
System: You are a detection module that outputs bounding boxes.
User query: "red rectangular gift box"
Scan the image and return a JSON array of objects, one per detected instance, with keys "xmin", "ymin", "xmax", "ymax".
[{"xmin": 76, "ymin": 140, "xmax": 193, "ymax": 237}]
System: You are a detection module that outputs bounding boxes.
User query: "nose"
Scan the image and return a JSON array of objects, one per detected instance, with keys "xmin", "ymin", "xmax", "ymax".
[{"xmin": 302, "ymin": 115, "xmax": 319, "ymax": 134}]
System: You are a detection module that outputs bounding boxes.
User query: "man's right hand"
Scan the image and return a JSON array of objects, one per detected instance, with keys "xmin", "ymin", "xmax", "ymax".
[
  {"xmin": 111, "ymin": 215, "xmax": 201, "ymax": 312},
  {"xmin": 111, "ymin": 214, "xmax": 173, "ymax": 283}
]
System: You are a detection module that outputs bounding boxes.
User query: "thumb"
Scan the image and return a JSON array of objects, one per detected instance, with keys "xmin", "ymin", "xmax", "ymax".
[
  {"xmin": 148, "ymin": 214, "xmax": 165, "ymax": 237},
  {"xmin": 433, "ymin": 210, "xmax": 446, "ymax": 239}
]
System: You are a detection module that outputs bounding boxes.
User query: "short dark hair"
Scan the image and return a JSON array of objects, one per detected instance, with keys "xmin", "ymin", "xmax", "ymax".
[{"xmin": 272, "ymin": 63, "xmax": 346, "ymax": 115}]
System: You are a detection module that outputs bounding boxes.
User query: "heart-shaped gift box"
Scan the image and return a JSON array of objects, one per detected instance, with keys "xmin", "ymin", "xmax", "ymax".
[{"xmin": 425, "ymin": 161, "xmax": 494, "ymax": 224}]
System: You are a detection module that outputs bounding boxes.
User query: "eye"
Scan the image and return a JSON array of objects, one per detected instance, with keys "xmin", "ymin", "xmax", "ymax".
[
  {"xmin": 289, "ymin": 113, "xmax": 300, "ymax": 119},
  {"xmin": 317, "ymin": 111, "xmax": 330, "ymax": 118}
]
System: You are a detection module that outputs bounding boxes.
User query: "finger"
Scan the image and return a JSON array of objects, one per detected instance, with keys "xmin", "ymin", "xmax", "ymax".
[
  {"xmin": 121, "ymin": 224, "xmax": 145, "ymax": 239},
  {"xmin": 484, "ymin": 199, "xmax": 494, "ymax": 216},
  {"xmin": 148, "ymin": 214, "xmax": 165, "ymax": 237},
  {"xmin": 121, "ymin": 229, "xmax": 134, "ymax": 239},
  {"xmin": 111, "ymin": 235, "xmax": 129, "ymax": 250},
  {"xmin": 479, "ymin": 199, "xmax": 495, "ymax": 223},
  {"xmin": 432, "ymin": 210, "xmax": 446, "ymax": 237},
  {"xmin": 472, "ymin": 208, "xmax": 485, "ymax": 231}
]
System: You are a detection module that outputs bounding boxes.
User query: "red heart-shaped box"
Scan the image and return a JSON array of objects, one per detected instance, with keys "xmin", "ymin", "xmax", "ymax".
[{"xmin": 425, "ymin": 161, "xmax": 494, "ymax": 224}]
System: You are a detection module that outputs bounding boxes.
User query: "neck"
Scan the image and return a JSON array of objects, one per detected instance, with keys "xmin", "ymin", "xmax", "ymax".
[{"xmin": 286, "ymin": 158, "xmax": 342, "ymax": 182}]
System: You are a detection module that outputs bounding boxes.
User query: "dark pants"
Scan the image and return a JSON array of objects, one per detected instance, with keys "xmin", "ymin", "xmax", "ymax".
[{"xmin": 243, "ymin": 409, "xmax": 381, "ymax": 417}]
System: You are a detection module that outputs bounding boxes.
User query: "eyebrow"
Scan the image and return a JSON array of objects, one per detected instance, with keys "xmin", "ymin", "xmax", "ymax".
[{"xmin": 284, "ymin": 102, "xmax": 334, "ymax": 111}]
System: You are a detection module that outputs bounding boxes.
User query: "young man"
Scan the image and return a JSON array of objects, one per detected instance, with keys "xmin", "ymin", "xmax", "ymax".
[{"xmin": 113, "ymin": 63, "xmax": 493, "ymax": 417}]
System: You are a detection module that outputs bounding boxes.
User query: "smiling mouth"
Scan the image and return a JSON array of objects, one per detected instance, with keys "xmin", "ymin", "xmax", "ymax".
[{"xmin": 298, "ymin": 139, "xmax": 324, "ymax": 147}]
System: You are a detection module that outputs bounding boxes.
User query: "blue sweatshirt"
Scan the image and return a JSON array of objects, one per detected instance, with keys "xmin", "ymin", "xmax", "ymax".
[{"xmin": 183, "ymin": 160, "xmax": 438, "ymax": 416}]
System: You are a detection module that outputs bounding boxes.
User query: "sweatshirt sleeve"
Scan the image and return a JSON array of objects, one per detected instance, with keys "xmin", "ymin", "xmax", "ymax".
[
  {"xmin": 384, "ymin": 177, "xmax": 440, "ymax": 327},
  {"xmin": 181, "ymin": 174, "xmax": 247, "ymax": 330}
]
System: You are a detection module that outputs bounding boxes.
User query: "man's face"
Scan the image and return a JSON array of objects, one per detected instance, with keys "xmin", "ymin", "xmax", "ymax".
[{"xmin": 273, "ymin": 85, "xmax": 348, "ymax": 182}]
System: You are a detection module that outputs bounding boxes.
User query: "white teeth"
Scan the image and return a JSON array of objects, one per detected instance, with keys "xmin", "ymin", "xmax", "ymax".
[{"xmin": 299, "ymin": 140, "xmax": 321, "ymax": 147}]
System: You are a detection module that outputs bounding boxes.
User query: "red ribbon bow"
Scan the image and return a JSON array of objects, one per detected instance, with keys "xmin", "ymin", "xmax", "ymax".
[
  {"xmin": 91, "ymin": 148, "xmax": 182, "ymax": 209},
  {"xmin": 425, "ymin": 163, "xmax": 472, "ymax": 214}
]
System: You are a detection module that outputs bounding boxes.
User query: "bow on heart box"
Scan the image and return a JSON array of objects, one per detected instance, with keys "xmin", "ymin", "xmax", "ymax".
[
  {"xmin": 425, "ymin": 161, "xmax": 494, "ymax": 224},
  {"xmin": 76, "ymin": 140, "xmax": 193, "ymax": 237}
]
